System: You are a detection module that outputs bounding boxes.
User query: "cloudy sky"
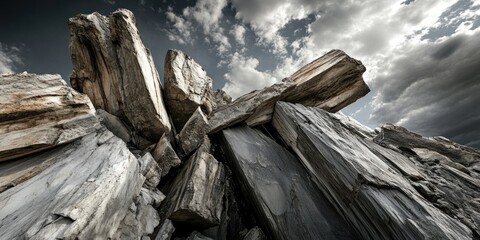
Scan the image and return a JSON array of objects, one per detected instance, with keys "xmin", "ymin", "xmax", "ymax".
[{"xmin": 1, "ymin": 0, "xmax": 479, "ymax": 147}]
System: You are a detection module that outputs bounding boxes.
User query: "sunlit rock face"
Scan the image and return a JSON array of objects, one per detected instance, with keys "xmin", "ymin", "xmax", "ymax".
[{"xmin": 69, "ymin": 9, "xmax": 171, "ymax": 142}]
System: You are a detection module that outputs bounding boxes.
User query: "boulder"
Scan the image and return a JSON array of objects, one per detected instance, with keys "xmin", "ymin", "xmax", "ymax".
[
  {"xmin": 208, "ymin": 50, "xmax": 369, "ymax": 133},
  {"xmin": 151, "ymin": 134, "xmax": 182, "ymax": 177},
  {"xmin": 272, "ymin": 101, "xmax": 473, "ymax": 240},
  {"xmin": 69, "ymin": 9, "xmax": 171, "ymax": 142},
  {"xmin": 164, "ymin": 49, "xmax": 215, "ymax": 131},
  {"xmin": 160, "ymin": 150, "xmax": 225, "ymax": 228},
  {"xmin": 0, "ymin": 127, "xmax": 144, "ymax": 239},
  {"xmin": 178, "ymin": 107, "xmax": 210, "ymax": 156},
  {"xmin": 0, "ymin": 73, "xmax": 98, "ymax": 162},
  {"xmin": 220, "ymin": 126, "xmax": 358, "ymax": 240}
]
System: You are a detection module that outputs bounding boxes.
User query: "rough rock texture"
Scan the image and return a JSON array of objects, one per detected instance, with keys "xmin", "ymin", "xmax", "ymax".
[
  {"xmin": 164, "ymin": 49, "xmax": 215, "ymax": 131},
  {"xmin": 212, "ymin": 89, "xmax": 232, "ymax": 110},
  {"xmin": 96, "ymin": 109, "xmax": 131, "ymax": 143},
  {"xmin": 154, "ymin": 219, "xmax": 175, "ymax": 240},
  {"xmin": 160, "ymin": 149, "xmax": 225, "ymax": 228},
  {"xmin": 69, "ymin": 9, "xmax": 171, "ymax": 142},
  {"xmin": 0, "ymin": 127, "xmax": 144, "ymax": 239},
  {"xmin": 272, "ymin": 101, "xmax": 473, "ymax": 240},
  {"xmin": 221, "ymin": 126, "xmax": 358, "ymax": 240},
  {"xmin": 243, "ymin": 227, "xmax": 267, "ymax": 240},
  {"xmin": 151, "ymin": 134, "xmax": 182, "ymax": 177},
  {"xmin": 0, "ymin": 73, "xmax": 98, "ymax": 162},
  {"xmin": 178, "ymin": 107, "xmax": 210, "ymax": 156},
  {"xmin": 208, "ymin": 50, "xmax": 369, "ymax": 133},
  {"xmin": 187, "ymin": 231, "xmax": 214, "ymax": 240},
  {"xmin": 374, "ymin": 124, "xmax": 480, "ymax": 237}
]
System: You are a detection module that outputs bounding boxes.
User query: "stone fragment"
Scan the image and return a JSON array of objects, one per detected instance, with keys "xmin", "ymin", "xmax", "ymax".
[
  {"xmin": 0, "ymin": 73, "xmax": 98, "ymax": 162},
  {"xmin": 208, "ymin": 50, "xmax": 369, "ymax": 133},
  {"xmin": 160, "ymin": 150, "xmax": 225, "ymax": 227},
  {"xmin": 96, "ymin": 109, "xmax": 131, "ymax": 143},
  {"xmin": 154, "ymin": 219, "xmax": 175, "ymax": 240},
  {"xmin": 272, "ymin": 101, "xmax": 473, "ymax": 240},
  {"xmin": 0, "ymin": 128, "xmax": 144, "ymax": 239},
  {"xmin": 212, "ymin": 89, "xmax": 232, "ymax": 109},
  {"xmin": 138, "ymin": 152, "xmax": 162, "ymax": 188},
  {"xmin": 151, "ymin": 134, "xmax": 182, "ymax": 177},
  {"xmin": 69, "ymin": 9, "xmax": 171, "ymax": 142},
  {"xmin": 243, "ymin": 227, "xmax": 266, "ymax": 240},
  {"xmin": 178, "ymin": 107, "xmax": 210, "ymax": 156},
  {"xmin": 164, "ymin": 49, "xmax": 215, "ymax": 131},
  {"xmin": 221, "ymin": 126, "xmax": 358, "ymax": 240}
]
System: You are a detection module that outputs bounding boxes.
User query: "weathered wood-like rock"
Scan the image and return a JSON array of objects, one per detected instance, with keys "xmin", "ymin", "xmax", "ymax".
[
  {"xmin": 0, "ymin": 127, "xmax": 144, "ymax": 239},
  {"xmin": 164, "ymin": 49, "xmax": 215, "ymax": 131},
  {"xmin": 209, "ymin": 50, "xmax": 369, "ymax": 133},
  {"xmin": 178, "ymin": 107, "xmax": 210, "ymax": 156},
  {"xmin": 160, "ymin": 150, "xmax": 225, "ymax": 228},
  {"xmin": 0, "ymin": 73, "xmax": 98, "ymax": 162},
  {"xmin": 96, "ymin": 109, "xmax": 131, "ymax": 143},
  {"xmin": 220, "ymin": 126, "xmax": 358, "ymax": 240},
  {"xmin": 151, "ymin": 134, "xmax": 182, "ymax": 177},
  {"xmin": 272, "ymin": 101, "xmax": 473, "ymax": 240},
  {"xmin": 374, "ymin": 124, "xmax": 480, "ymax": 236},
  {"xmin": 69, "ymin": 9, "xmax": 171, "ymax": 142}
]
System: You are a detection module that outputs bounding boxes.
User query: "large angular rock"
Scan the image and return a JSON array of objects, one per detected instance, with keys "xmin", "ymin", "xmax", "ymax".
[
  {"xmin": 178, "ymin": 107, "xmax": 210, "ymax": 156},
  {"xmin": 164, "ymin": 49, "xmax": 215, "ymax": 131},
  {"xmin": 154, "ymin": 219, "xmax": 175, "ymax": 240},
  {"xmin": 0, "ymin": 73, "xmax": 98, "ymax": 162},
  {"xmin": 0, "ymin": 127, "xmax": 144, "ymax": 239},
  {"xmin": 272, "ymin": 101, "xmax": 473, "ymax": 240},
  {"xmin": 96, "ymin": 109, "xmax": 131, "ymax": 143},
  {"xmin": 374, "ymin": 124, "xmax": 480, "ymax": 236},
  {"xmin": 160, "ymin": 150, "xmax": 225, "ymax": 228},
  {"xmin": 220, "ymin": 126, "xmax": 358, "ymax": 240},
  {"xmin": 69, "ymin": 9, "xmax": 171, "ymax": 142},
  {"xmin": 209, "ymin": 50, "xmax": 369, "ymax": 133},
  {"xmin": 151, "ymin": 134, "xmax": 182, "ymax": 177}
]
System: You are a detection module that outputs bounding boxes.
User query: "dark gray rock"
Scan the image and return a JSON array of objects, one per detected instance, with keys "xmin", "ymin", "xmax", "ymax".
[
  {"xmin": 154, "ymin": 219, "xmax": 175, "ymax": 240},
  {"xmin": 96, "ymin": 109, "xmax": 131, "ymax": 143},
  {"xmin": 243, "ymin": 227, "xmax": 266, "ymax": 240},
  {"xmin": 151, "ymin": 134, "xmax": 182, "ymax": 177},
  {"xmin": 272, "ymin": 101, "xmax": 473, "ymax": 240},
  {"xmin": 178, "ymin": 107, "xmax": 209, "ymax": 156},
  {"xmin": 220, "ymin": 126, "xmax": 358, "ymax": 240}
]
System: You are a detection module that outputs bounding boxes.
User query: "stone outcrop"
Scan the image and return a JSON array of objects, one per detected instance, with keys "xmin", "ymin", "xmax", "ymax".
[
  {"xmin": 221, "ymin": 126, "xmax": 358, "ymax": 240},
  {"xmin": 272, "ymin": 101, "xmax": 473, "ymax": 240},
  {"xmin": 208, "ymin": 50, "xmax": 370, "ymax": 133},
  {"xmin": 69, "ymin": 9, "xmax": 171, "ymax": 142},
  {"xmin": 0, "ymin": 127, "xmax": 144, "ymax": 239},
  {"xmin": 164, "ymin": 49, "xmax": 215, "ymax": 131},
  {"xmin": 178, "ymin": 107, "xmax": 210, "ymax": 156},
  {"xmin": 159, "ymin": 149, "xmax": 225, "ymax": 228},
  {"xmin": 0, "ymin": 73, "xmax": 98, "ymax": 162}
]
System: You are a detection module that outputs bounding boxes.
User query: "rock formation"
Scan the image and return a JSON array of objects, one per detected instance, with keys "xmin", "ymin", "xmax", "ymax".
[
  {"xmin": 164, "ymin": 49, "xmax": 215, "ymax": 131},
  {"xmin": 0, "ymin": 8, "xmax": 478, "ymax": 240},
  {"xmin": 69, "ymin": 9, "xmax": 171, "ymax": 142}
]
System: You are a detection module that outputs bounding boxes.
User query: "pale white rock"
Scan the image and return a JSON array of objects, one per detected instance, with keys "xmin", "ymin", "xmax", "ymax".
[
  {"xmin": 272, "ymin": 101, "xmax": 473, "ymax": 240},
  {"xmin": 151, "ymin": 134, "xmax": 182, "ymax": 177},
  {"xmin": 0, "ymin": 128, "xmax": 144, "ymax": 239},
  {"xmin": 70, "ymin": 9, "xmax": 171, "ymax": 142},
  {"xmin": 159, "ymin": 150, "xmax": 225, "ymax": 227},
  {"xmin": 208, "ymin": 50, "xmax": 369, "ymax": 133},
  {"xmin": 164, "ymin": 49, "xmax": 215, "ymax": 131},
  {"xmin": 178, "ymin": 107, "xmax": 210, "ymax": 156},
  {"xmin": 0, "ymin": 73, "xmax": 98, "ymax": 162}
]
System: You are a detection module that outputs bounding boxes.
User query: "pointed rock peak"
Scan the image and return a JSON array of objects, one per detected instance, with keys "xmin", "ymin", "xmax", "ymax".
[{"xmin": 164, "ymin": 49, "xmax": 215, "ymax": 131}]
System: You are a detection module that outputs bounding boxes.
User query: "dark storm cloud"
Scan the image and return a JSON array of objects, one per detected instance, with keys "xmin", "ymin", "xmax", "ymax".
[{"xmin": 371, "ymin": 31, "xmax": 480, "ymax": 147}]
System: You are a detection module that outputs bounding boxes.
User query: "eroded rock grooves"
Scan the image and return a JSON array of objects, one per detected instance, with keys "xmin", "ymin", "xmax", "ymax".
[{"xmin": 0, "ymin": 8, "xmax": 478, "ymax": 240}]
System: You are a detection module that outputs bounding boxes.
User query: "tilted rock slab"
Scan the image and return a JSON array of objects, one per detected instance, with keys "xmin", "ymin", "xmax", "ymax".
[
  {"xmin": 374, "ymin": 124, "xmax": 480, "ymax": 236},
  {"xmin": 209, "ymin": 49, "xmax": 370, "ymax": 133},
  {"xmin": 164, "ymin": 49, "xmax": 215, "ymax": 131},
  {"xmin": 160, "ymin": 149, "xmax": 225, "ymax": 227},
  {"xmin": 221, "ymin": 126, "xmax": 358, "ymax": 240},
  {"xmin": 0, "ymin": 127, "xmax": 144, "ymax": 239},
  {"xmin": 272, "ymin": 101, "xmax": 472, "ymax": 240},
  {"xmin": 0, "ymin": 73, "xmax": 98, "ymax": 162},
  {"xmin": 151, "ymin": 133, "xmax": 182, "ymax": 177},
  {"xmin": 69, "ymin": 9, "xmax": 171, "ymax": 142},
  {"xmin": 178, "ymin": 107, "xmax": 210, "ymax": 156}
]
